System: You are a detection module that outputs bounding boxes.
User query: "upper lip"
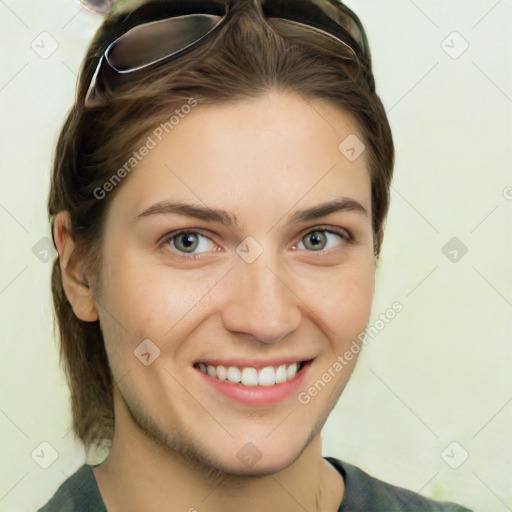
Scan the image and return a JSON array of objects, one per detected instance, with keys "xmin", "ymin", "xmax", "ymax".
[{"xmin": 195, "ymin": 358, "xmax": 313, "ymax": 370}]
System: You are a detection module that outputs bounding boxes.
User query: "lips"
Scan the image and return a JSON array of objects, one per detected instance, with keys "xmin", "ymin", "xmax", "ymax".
[{"xmin": 194, "ymin": 359, "xmax": 313, "ymax": 406}]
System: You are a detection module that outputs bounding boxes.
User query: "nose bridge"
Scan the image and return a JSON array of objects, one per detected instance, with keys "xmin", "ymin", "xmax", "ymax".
[{"xmin": 221, "ymin": 247, "xmax": 302, "ymax": 344}]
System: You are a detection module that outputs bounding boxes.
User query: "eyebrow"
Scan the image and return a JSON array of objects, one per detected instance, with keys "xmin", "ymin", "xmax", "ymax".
[{"xmin": 135, "ymin": 197, "xmax": 368, "ymax": 226}]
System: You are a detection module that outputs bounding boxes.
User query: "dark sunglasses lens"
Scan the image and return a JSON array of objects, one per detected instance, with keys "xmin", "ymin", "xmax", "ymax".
[
  {"xmin": 106, "ymin": 14, "xmax": 223, "ymax": 72},
  {"xmin": 80, "ymin": 0, "xmax": 114, "ymax": 15},
  {"xmin": 262, "ymin": 0, "xmax": 364, "ymax": 58},
  {"xmin": 267, "ymin": 18, "xmax": 357, "ymax": 61}
]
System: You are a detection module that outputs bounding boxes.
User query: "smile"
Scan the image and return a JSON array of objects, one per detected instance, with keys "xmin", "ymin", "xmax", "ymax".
[
  {"xmin": 195, "ymin": 361, "xmax": 306, "ymax": 387},
  {"xmin": 193, "ymin": 359, "xmax": 313, "ymax": 406}
]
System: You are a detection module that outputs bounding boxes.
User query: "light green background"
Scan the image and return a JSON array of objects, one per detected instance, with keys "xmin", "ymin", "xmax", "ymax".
[{"xmin": 1, "ymin": 1, "xmax": 511, "ymax": 511}]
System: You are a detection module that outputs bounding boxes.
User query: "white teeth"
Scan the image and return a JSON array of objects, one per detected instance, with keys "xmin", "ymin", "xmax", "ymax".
[
  {"xmin": 275, "ymin": 364, "xmax": 287, "ymax": 384},
  {"xmin": 227, "ymin": 366, "xmax": 241, "ymax": 383},
  {"xmin": 216, "ymin": 365, "xmax": 227, "ymax": 380},
  {"xmin": 258, "ymin": 366, "xmax": 276, "ymax": 387},
  {"xmin": 197, "ymin": 361, "xmax": 303, "ymax": 386},
  {"xmin": 241, "ymin": 367, "xmax": 259, "ymax": 386},
  {"xmin": 286, "ymin": 362, "xmax": 298, "ymax": 380}
]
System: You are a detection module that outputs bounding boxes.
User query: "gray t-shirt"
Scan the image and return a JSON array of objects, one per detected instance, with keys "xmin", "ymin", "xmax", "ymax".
[{"xmin": 37, "ymin": 457, "xmax": 472, "ymax": 511}]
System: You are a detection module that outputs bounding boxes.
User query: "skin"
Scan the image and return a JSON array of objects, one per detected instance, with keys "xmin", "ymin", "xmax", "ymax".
[{"xmin": 55, "ymin": 90, "xmax": 376, "ymax": 512}]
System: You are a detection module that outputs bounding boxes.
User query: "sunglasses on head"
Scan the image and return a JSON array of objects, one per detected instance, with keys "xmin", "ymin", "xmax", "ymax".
[{"xmin": 85, "ymin": 0, "xmax": 369, "ymax": 104}]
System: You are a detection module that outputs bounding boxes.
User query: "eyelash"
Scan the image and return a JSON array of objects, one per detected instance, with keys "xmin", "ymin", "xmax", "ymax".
[{"xmin": 159, "ymin": 226, "xmax": 353, "ymax": 261}]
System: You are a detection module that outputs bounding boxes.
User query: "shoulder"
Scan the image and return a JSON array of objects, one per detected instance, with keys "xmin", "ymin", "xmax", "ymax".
[
  {"xmin": 325, "ymin": 457, "xmax": 473, "ymax": 512},
  {"xmin": 37, "ymin": 464, "xmax": 106, "ymax": 512}
]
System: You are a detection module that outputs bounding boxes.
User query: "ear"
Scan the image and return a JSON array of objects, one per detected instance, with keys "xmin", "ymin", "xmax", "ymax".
[{"xmin": 53, "ymin": 211, "xmax": 98, "ymax": 322}]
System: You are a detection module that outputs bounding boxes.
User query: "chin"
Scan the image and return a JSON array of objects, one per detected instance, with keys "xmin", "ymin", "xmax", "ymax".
[{"xmin": 202, "ymin": 433, "xmax": 310, "ymax": 477}]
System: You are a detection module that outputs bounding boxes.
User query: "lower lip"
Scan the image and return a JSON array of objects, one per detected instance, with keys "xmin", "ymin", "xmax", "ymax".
[{"xmin": 195, "ymin": 361, "xmax": 312, "ymax": 407}]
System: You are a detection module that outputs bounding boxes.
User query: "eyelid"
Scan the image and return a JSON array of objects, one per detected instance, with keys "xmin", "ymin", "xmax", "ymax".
[
  {"xmin": 298, "ymin": 224, "xmax": 352, "ymax": 240},
  {"xmin": 158, "ymin": 227, "xmax": 217, "ymax": 245}
]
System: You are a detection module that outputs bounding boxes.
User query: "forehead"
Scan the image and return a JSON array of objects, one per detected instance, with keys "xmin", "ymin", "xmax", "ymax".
[{"xmin": 108, "ymin": 91, "xmax": 371, "ymax": 224}]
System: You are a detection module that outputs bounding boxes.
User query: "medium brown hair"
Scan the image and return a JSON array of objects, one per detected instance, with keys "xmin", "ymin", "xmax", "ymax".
[{"xmin": 48, "ymin": 0, "xmax": 394, "ymax": 457}]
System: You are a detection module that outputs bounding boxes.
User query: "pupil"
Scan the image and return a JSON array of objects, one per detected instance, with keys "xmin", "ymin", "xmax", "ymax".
[
  {"xmin": 178, "ymin": 234, "xmax": 197, "ymax": 252},
  {"xmin": 307, "ymin": 231, "xmax": 325, "ymax": 251}
]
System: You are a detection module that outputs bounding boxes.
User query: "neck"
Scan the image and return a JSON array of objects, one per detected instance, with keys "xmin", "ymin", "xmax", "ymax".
[{"xmin": 93, "ymin": 389, "xmax": 344, "ymax": 512}]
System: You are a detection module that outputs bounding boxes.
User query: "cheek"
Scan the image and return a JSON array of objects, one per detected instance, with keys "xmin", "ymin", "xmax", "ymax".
[
  {"xmin": 315, "ymin": 262, "xmax": 375, "ymax": 342},
  {"xmin": 98, "ymin": 250, "xmax": 214, "ymax": 343}
]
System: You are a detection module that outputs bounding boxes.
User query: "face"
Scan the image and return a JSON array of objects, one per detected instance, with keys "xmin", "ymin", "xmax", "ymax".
[{"xmin": 93, "ymin": 90, "xmax": 375, "ymax": 475}]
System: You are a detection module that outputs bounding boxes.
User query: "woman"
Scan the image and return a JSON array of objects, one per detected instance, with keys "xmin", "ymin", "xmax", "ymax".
[{"xmin": 38, "ymin": 0, "xmax": 471, "ymax": 510}]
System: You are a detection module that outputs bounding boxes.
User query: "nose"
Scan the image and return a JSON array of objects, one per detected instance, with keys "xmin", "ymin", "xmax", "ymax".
[{"xmin": 220, "ymin": 255, "xmax": 302, "ymax": 344}]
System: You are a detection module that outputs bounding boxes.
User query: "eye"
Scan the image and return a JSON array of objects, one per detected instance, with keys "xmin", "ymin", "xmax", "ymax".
[
  {"xmin": 160, "ymin": 226, "xmax": 352, "ymax": 261},
  {"xmin": 161, "ymin": 230, "xmax": 218, "ymax": 259},
  {"xmin": 295, "ymin": 227, "xmax": 351, "ymax": 253}
]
